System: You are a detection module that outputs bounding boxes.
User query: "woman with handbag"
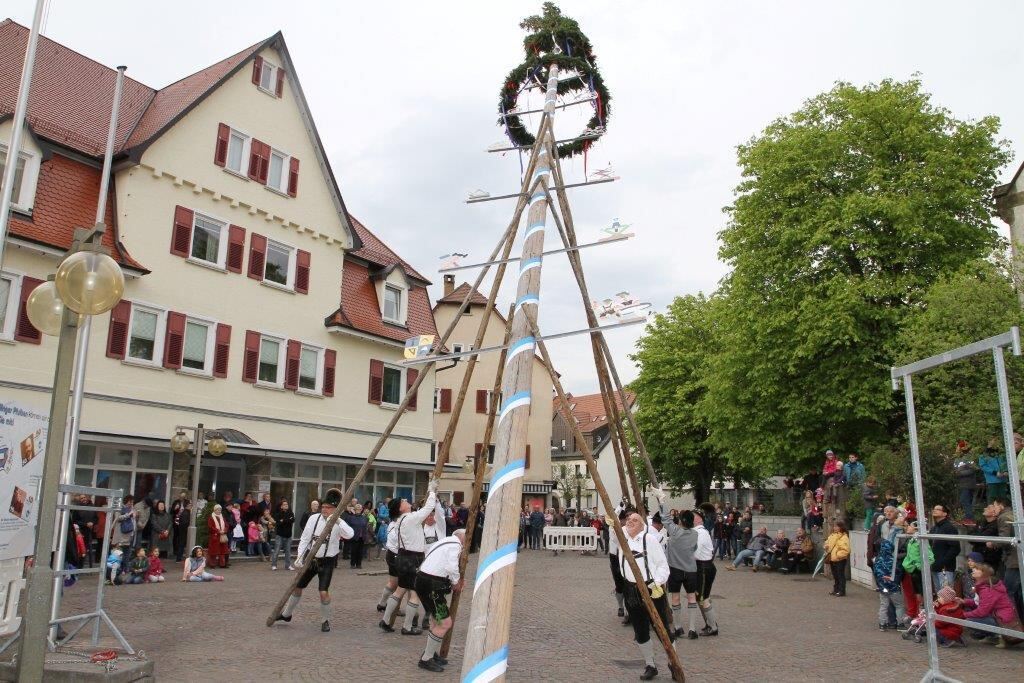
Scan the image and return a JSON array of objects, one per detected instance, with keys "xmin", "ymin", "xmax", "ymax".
[
  {"xmin": 206, "ymin": 504, "xmax": 230, "ymax": 568},
  {"xmin": 149, "ymin": 500, "xmax": 172, "ymax": 558},
  {"xmin": 111, "ymin": 495, "xmax": 136, "ymax": 549}
]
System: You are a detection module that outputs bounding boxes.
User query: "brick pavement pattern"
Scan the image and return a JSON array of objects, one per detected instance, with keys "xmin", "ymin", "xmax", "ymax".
[{"xmin": 53, "ymin": 550, "xmax": 1018, "ymax": 681}]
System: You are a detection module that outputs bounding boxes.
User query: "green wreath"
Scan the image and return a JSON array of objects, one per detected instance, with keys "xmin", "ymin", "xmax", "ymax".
[{"xmin": 498, "ymin": 3, "xmax": 611, "ymax": 159}]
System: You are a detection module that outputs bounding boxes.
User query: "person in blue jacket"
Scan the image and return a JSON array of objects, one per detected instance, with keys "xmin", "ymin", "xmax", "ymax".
[{"xmin": 978, "ymin": 441, "xmax": 1009, "ymax": 502}]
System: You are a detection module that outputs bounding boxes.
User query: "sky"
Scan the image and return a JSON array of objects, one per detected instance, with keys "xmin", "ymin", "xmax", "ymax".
[{"xmin": 7, "ymin": 0, "xmax": 1024, "ymax": 394}]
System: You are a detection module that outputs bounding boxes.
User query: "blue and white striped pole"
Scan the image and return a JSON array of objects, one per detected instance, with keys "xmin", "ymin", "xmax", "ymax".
[{"xmin": 460, "ymin": 62, "xmax": 560, "ymax": 683}]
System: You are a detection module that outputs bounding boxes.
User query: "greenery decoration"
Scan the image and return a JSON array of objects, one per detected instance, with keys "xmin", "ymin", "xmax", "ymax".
[{"xmin": 499, "ymin": 3, "xmax": 611, "ymax": 158}]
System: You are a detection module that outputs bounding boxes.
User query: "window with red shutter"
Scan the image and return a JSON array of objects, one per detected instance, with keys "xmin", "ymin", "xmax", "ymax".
[
  {"xmin": 226, "ymin": 225, "xmax": 246, "ymax": 273},
  {"xmin": 248, "ymin": 233, "xmax": 267, "ymax": 280},
  {"xmin": 14, "ymin": 276, "xmax": 43, "ymax": 344},
  {"xmin": 407, "ymin": 368, "xmax": 419, "ymax": 410},
  {"xmin": 276, "ymin": 68, "xmax": 286, "ymax": 97},
  {"xmin": 287, "ymin": 157, "xmax": 299, "ymax": 197},
  {"xmin": 170, "ymin": 206, "xmax": 194, "ymax": 258},
  {"xmin": 242, "ymin": 330, "xmax": 260, "ymax": 383},
  {"xmin": 256, "ymin": 141, "xmax": 270, "ymax": 185},
  {"xmin": 247, "ymin": 139, "xmax": 263, "ymax": 181},
  {"xmin": 475, "ymin": 389, "xmax": 488, "ymax": 414},
  {"xmin": 295, "ymin": 249, "xmax": 310, "ymax": 294},
  {"xmin": 439, "ymin": 388, "xmax": 452, "ymax": 413},
  {"xmin": 213, "ymin": 323, "xmax": 231, "ymax": 378},
  {"xmin": 323, "ymin": 349, "xmax": 336, "ymax": 397},
  {"xmin": 163, "ymin": 312, "xmax": 185, "ymax": 369},
  {"xmin": 214, "ymin": 123, "xmax": 229, "ymax": 167},
  {"xmin": 284, "ymin": 339, "xmax": 301, "ymax": 391},
  {"xmin": 105, "ymin": 299, "xmax": 132, "ymax": 359},
  {"xmin": 252, "ymin": 56, "xmax": 264, "ymax": 85},
  {"xmin": 368, "ymin": 359, "xmax": 384, "ymax": 404}
]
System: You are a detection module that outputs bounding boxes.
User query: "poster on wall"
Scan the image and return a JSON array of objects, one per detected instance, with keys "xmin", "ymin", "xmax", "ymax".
[{"xmin": 0, "ymin": 400, "xmax": 47, "ymax": 562}]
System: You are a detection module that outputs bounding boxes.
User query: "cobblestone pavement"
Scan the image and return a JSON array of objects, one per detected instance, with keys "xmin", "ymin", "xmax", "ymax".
[{"xmin": 51, "ymin": 550, "xmax": 1018, "ymax": 682}]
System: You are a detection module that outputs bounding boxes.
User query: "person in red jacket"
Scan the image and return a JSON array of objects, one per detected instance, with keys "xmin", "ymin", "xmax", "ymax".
[{"xmin": 934, "ymin": 586, "xmax": 964, "ymax": 647}]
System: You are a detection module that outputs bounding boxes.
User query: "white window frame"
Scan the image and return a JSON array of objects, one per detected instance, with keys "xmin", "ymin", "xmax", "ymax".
[
  {"xmin": 178, "ymin": 314, "xmax": 218, "ymax": 378},
  {"xmin": 124, "ymin": 302, "xmax": 167, "ymax": 368},
  {"xmin": 0, "ymin": 270, "xmax": 23, "ymax": 342},
  {"xmin": 382, "ymin": 285, "xmax": 403, "ymax": 325},
  {"xmin": 187, "ymin": 211, "xmax": 229, "ymax": 270},
  {"xmin": 258, "ymin": 59, "xmax": 280, "ymax": 96},
  {"xmin": 433, "ymin": 387, "xmax": 442, "ymax": 412},
  {"xmin": 256, "ymin": 332, "xmax": 287, "ymax": 389},
  {"xmin": 451, "ymin": 343, "xmax": 464, "ymax": 355},
  {"xmin": 265, "ymin": 147, "xmax": 291, "ymax": 195},
  {"xmin": 224, "ymin": 126, "xmax": 251, "ymax": 177},
  {"xmin": 296, "ymin": 342, "xmax": 325, "ymax": 396},
  {"xmin": 0, "ymin": 144, "xmax": 39, "ymax": 213},
  {"xmin": 261, "ymin": 238, "xmax": 297, "ymax": 291},
  {"xmin": 380, "ymin": 362, "xmax": 404, "ymax": 407}
]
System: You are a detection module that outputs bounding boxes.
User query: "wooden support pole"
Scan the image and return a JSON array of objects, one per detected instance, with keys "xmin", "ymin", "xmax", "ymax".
[
  {"xmin": 525, "ymin": 312, "xmax": 685, "ymax": 682},
  {"xmin": 263, "ymin": 118, "xmax": 550, "ymax": 626},
  {"xmin": 440, "ymin": 303, "xmax": 516, "ymax": 659},
  {"xmin": 461, "ymin": 63, "xmax": 559, "ymax": 683},
  {"xmin": 596, "ymin": 364, "xmax": 639, "ymax": 509}
]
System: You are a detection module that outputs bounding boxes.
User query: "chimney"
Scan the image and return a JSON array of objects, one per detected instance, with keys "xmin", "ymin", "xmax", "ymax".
[{"xmin": 443, "ymin": 274, "xmax": 455, "ymax": 297}]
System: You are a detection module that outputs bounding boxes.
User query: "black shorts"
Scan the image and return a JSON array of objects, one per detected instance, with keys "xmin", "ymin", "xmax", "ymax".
[
  {"xmin": 386, "ymin": 550, "xmax": 398, "ymax": 577},
  {"xmin": 296, "ymin": 555, "xmax": 336, "ymax": 592},
  {"xmin": 397, "ymin": 550, "xmax": 424, "ymax": 590},
  {"xmin": 415, "ymin": 572, "xmax": 452, "ymax": 621},
  {"xmin": 696, "ymin": 559, "xmax": 716, "ymax": 600},
  {"xmin": 667, "ymin": 566, "xmax": 700, "ymax": 595}
]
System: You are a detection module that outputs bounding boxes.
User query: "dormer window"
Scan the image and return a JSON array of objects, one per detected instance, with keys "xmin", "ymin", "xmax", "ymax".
[
  {"xmin": 252, "ymin": 56, "xmax": 285, "ymax": 98},
  {"xmin": 0, "ymin": 144, "xmax": 38, "ymax": 213},
  {"xmin": 383, "ymin": 285, "xmax": 402, "ymax": 324}
]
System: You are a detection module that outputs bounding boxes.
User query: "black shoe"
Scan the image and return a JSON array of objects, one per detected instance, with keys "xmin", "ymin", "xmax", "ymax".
[
  {"xmin": 687, "ymin": 630, "xmax": 698, "ymax": 640},
  {"xmin": 617, "ymin": 607, "xmax": 625, "ymax": 617},
  {"xmin": 402, "ymin": 627, "xmax": 423, "ymax": 636},
  {"xmin": 418, "ymin": 658, "xmax": 444, "ymax": 672},
  {"xmin": 377, "ymin": 604, "xmax": 386, "ymax": 612},
  {"xmin": 640, "ymin": 665, "xmax": 658, "ymax": 680},
  {"xmin": 412, "ymin": 615, "xmax": 419, "ymax": 629},
  {"xmin": 274, "ymin": 614, "xmax": 292, "ymax": 624},
  {"xmin": 379, "ymin": 620, "xmax": 395, "ymax": 633},
  {"xmin": 700, "ymin": 626, "xmax": 718, "ymax": 637},
  {"xmin": 673, "ymin": 628, "xmax": 683, "ymax": 638},
  {"xmin": 879, "ymin": 624, "xmax": 888, "ymax": 632},
  {"xmin": 622, "ymin": 616, "xmax": 632, "ymax": 626},
  {"xmin": 321, "ymin": 620, "xmax": 330, "ymax": 632},
  {"xmin": 433, "ymin": 654, "xmax": 448, "ymax": 666}
]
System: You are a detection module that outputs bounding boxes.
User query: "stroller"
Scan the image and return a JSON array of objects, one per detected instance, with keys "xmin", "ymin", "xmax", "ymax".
[{"xmin": 901, "ymin": 609, "xmax": 928, "ymax": 643}]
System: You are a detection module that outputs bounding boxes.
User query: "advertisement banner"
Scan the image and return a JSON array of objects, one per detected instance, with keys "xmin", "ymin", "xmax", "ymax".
[{"xmin": 0, "ymin": 399, "xmax": 48, "ymax": 561}]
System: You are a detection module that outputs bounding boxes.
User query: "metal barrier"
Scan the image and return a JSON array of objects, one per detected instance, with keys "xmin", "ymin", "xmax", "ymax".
[{"xmin": 543, "ymin": 526, "xmax": 598, "ymax": 551}]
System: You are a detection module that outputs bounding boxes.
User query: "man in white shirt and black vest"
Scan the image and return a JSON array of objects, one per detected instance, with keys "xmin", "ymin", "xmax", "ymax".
[
  {"xmin": 413, "ymin": 528, "xmax": 465, "ymax": 672},
  {"xmin": 274, "ymin": 488, "xmax": 353, "ymax": 632},
  {"xmin": 379, "ymin": 480, "xmax": 439, "ymax": 635},
  {"xmin": 621, "ymin": 511, "xmax": 674, "ymax": 680}
]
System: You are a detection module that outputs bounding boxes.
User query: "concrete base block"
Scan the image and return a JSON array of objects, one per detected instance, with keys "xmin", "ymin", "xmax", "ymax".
[{"xmin": 0, "ymin": 656, "xmax": 153, "ymax": 682}]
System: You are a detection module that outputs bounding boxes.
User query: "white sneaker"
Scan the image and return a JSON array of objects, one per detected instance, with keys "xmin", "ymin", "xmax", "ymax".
[
  {"xmin": 288, "ymin": 565, "xmax": 295, "ymax": 571},
  {"xmin": 271, "ymin": 566, "xmax": 278, "ymax": 571}
]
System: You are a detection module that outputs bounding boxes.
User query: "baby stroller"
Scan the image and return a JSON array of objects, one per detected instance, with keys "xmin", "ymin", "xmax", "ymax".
[{"xmin": 901, "ymin": 609, "xmax": 928, "ymax": 643}]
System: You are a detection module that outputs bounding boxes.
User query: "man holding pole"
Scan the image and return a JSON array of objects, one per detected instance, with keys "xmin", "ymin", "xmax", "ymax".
[
  {"xmin": 620, "ymin": 512, "xmax": 673, "ymax": 681},
  {"xmin": 413, "ymin": 528, "xmax": 465, "ymax": 672},
  {"xmin": 380, "ymin": 481, "xmax": 439, "ymax": 635}
]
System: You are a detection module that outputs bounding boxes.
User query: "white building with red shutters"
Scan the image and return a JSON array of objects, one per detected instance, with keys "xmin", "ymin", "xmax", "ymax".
[{"xmin": 0, "ymin": 20, "xmax": 445, "ymax": 522}]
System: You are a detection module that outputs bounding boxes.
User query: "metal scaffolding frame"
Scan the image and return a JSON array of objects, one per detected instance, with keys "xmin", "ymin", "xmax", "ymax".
[{"xmin": 890, "ymin": 327, "xmax": 1024, "ymax": 683}]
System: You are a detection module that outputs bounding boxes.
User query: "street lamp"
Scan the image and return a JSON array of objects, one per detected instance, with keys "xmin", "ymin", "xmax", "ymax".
[
  {"xmin": 54, "ymin": 251, "xmax": 124, "ymax": 315},
  {"xmin": 171, "ymin": 424, "xmax": 227, "ymax": 549},
  {"xmin": 24, "ymin": 279, "xmax": 65, "ymax": 336}
]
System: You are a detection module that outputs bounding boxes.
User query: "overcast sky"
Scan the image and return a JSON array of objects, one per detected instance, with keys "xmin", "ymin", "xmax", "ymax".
[{"xmin": 8, "ymin": 1, "xmax": 1024, "ymax": 394}]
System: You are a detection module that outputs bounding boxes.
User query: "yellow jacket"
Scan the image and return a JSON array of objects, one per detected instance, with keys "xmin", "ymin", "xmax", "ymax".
[{"xmin": 824, "ymin": 532, "xmax": 850, "ymax": 562}]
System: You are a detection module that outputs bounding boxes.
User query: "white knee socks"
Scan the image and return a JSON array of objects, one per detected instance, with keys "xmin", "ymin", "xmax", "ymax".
[
  {"xmin": 422, "ymin": 632, "xmax": 443, "ymax": 661},
  {"xmin": 383, "ymin": 595, "xmax": 401, "ymax": 623},
  {"xmin": 687, "ymin": 603, "xmax": 698, "ymax": 632},
  {"xmin": 378, "ymin": 586, "xmax": 394, "ymax": 608},
  {"xmin": 405, "ymin": 602, "xmax": 420, "ymax": 630},
  {"xmin": 319, "ymin": 600, "xmax": 330, "ymax": 622},
  {"xmin": 637, "ymin": 639, "xmax": 655, "ymax": 667},
  {"xmin": 282, "ymin": 594, "xmax": 300, "ymax": 618}
]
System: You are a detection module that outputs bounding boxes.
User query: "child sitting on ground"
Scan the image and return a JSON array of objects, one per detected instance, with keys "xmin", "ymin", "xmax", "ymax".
[
  {"xmin": 182, "ymin": 546, "xmax": 223, "ymax": 582},
  {"xmin": 105, "ymin": 547, "xmax": 124, "ymax": 585},
  {"xmin": 146, "ymin": 547, "xmax": 165, "ymax": 583},
  {"xmin": 935, "ymin": 586, "xmax": 965, "ymax": 647},
  {"xmin": 126, "ymin": 547, "xmax": 149, "ymax": 584}
]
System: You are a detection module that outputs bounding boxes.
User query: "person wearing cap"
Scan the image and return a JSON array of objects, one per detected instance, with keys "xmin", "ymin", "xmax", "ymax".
[
  {"xmin": 694, "ymin": 503, "xmax": 720, "ymax": 636},
  {"xmin": 375, "ymin": 498, "xmax": 404, "ymax": 614},
  {"xmin": 413, "ymin": 528, "xmax": 465, "ymax": 673},
  {"xmin": 934, "ymin": 585, "xmax": 965, "ymax": 646},
  {"xmin": 620, "ymin": 511, "xmax": 672, "ymax": 681},
  {"xmin": 274, "ymin": 488, "xmax": 353, "ymax": 633},
  {"xmin": 380, "ymin": 479, "xmax": 439, "ymax": 635},
  {"xmin": 930, "ymin": 504, "xmax": 959, "ymax": 590}
]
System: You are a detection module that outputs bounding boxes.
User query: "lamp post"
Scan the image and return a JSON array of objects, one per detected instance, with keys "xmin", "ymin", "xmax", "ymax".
[{"xmin": 170, "ymin": 425, "xmax": 227, "ymax": 549}]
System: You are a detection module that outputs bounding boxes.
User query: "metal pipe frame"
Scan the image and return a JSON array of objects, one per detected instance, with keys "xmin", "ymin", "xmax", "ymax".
[
  {"xmin": 892, "ymin": 326, "xmax": 1024, "ymax": 683},
  {"xmin": 464, "ymin": 178, "xmax": 615, "ymax": 204},
  {"xmin": 437, "ymin": 234, "xmax": 630, "ymax": 273}
]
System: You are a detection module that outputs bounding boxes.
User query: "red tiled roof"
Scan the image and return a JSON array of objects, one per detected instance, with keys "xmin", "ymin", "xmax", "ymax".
[
  {"xmin": 555, "ymin": 390, "xmax": 636, "ymax": 434},
  {"xmin": 6, "ymin": 152, "xmax": 146, "ymax": 271},
  {"xmin": 437, "ymin": 282, "xmax": 487, "ymax": 306},
  {"xmin": 346, "ymin": 216, "xmax": 429, "ymax": 283},
  {"xmin": 0, "ymin": 19, "xmax": 154, "ymax": 156}
]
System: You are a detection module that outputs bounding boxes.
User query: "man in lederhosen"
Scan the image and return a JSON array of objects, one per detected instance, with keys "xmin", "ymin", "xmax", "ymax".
[
  {"xmin": 413, "ymin": 529, "xmax": 465, "ymax": 673},
  {"xmin": 621, "ymin": 512, "xmax": 673, "ymax": 681},
  {"xmin": 375, "ymin": 499, "xmax": 402, "ymax": 613},
  {"xmin": 695, "ymin": 503, "xmax": 720, "ymax": 636},
  {"xmin": 609, "ymin": 505, "xmax": 631, "ymax": 623},
  {"xmin": 274, "ymin": 488, "xmax": 352, "ymax": 632},
  {"xmin": 379, "ymin": 480, "xmax": 438, "ymax": 635}
]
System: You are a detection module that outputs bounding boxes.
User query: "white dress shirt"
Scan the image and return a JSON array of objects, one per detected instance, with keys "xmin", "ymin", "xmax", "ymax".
[
  {"xmin": 396, "ymin": 491, "xmax": 437, "ymax": 553},
  {"xmin": 423, "ymin": 497, "xmax": 446, "ymax": 546},
  {"xmin": 385, "ymin": 521, "xmax": 399, "ymax": 553},
  {"xmin": 419, "ymin": 536, "xmax": 462, "ymax": 582},
  {"xmin": 609, "ymin": 529, "xmax": 620, "ymax": 557},
  {"xmin": 296, "ymin": 512, "xmax": 354, "ymax": 560},
  {"xmin": 694, "ymin": 525, "xmax": 714, "ymax": 561},
  {"xmin": 619, "ymin": 526, "xmax": 670, "ymax": 585}
]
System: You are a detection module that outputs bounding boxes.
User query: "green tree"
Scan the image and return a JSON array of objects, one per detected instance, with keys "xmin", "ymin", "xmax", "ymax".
[
  {"xmin": 702, "ymin": 78, "xmax": 1010, "ymax": 475},
  {"xmin": 630, "ymin": 294, "xmax": 726, "ymax": 503},
  {"xmin": 550, "ymin": 463, "xmax": 591, "ymax": 511}
]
